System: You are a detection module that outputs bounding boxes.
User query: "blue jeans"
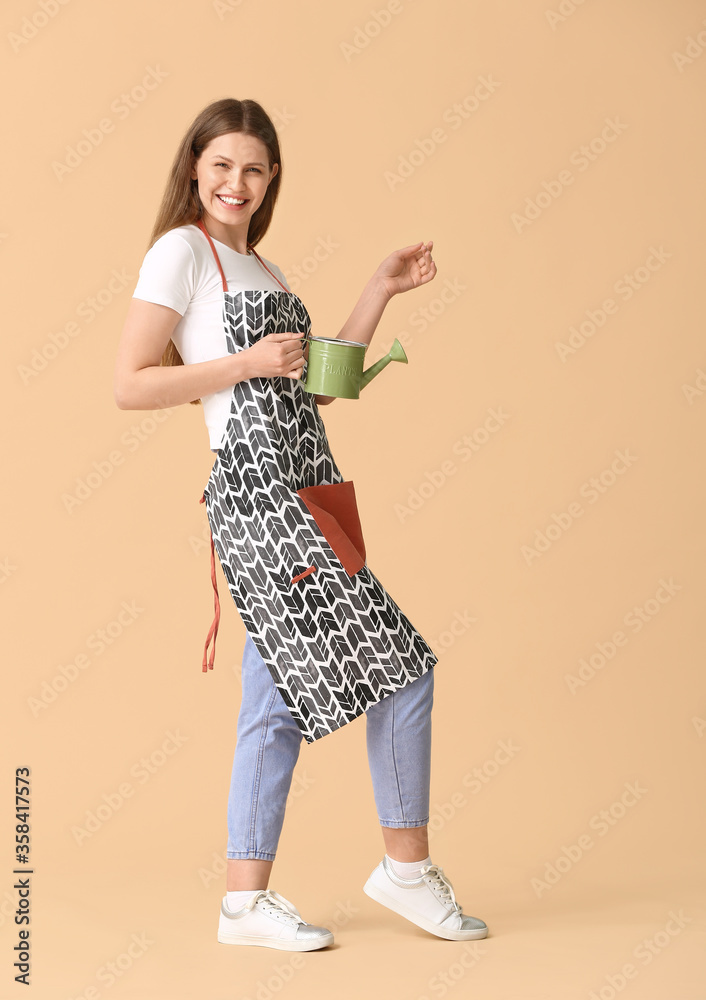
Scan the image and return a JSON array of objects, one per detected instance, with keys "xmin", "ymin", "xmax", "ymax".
[{"xmin": 227, "ymin": 631, "xmax": 434, "ymax": 860}]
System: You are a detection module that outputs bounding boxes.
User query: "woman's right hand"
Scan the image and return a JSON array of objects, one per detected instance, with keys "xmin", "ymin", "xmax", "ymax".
[
  {"xmin": 243, "ymin": 331, "xmax": 306, "ymax": 380},
  {"xmin": 114, "ymin": 300, "xmax": 308, "ymax": 411}
]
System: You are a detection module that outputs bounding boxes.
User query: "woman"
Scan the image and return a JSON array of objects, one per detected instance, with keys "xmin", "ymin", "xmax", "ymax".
[{"xmin": 114, "ymin": 97, "xmax": 488, "ymax": 951}]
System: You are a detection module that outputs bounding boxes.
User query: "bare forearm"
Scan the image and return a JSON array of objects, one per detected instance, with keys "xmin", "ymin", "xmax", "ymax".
[
  {"xmin": 335, "ymin": 276, "xmax": 391, "ymax": 348},
  {"xmin": 115, "ymin": 352, "xmax": 252, "ymax": 410},
  {"xmin": 311, "ymin": 277, "xmax": 391, "ymax": 405}
]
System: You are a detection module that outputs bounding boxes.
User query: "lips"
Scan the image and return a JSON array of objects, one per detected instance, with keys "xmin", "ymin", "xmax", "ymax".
[{"xmin": 217, "ymin": 194, "xmax": 248, "ymax": 207}]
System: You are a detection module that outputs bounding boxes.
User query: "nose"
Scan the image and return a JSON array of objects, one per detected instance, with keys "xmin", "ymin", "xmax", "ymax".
[{"xmin": 228, "ymin": 169, "xmax": 250, "ymax": 190}]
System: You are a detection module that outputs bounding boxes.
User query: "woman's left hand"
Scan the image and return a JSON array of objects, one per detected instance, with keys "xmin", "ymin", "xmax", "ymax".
[{"xmin": 373, "ymin": 240, "xmax": 437, "ymax": 299}]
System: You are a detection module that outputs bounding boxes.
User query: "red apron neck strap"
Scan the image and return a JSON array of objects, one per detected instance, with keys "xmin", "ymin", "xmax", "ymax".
[
  {"xmin": 194, "ymin": 217, "xmax": 289, "ymax": 293},
  {"xmin": 248, "ymin": 245, "xmax": 289, "ymax": 292},
  {"xmin": 195, "ymin": 218, "xmax": 228, "ymax": 292}
]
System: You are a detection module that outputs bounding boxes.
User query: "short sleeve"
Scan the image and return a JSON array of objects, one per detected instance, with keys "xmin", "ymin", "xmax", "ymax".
[{"xmin": 132, "ymin": 230, "xmax": 196, "ymax": 316}]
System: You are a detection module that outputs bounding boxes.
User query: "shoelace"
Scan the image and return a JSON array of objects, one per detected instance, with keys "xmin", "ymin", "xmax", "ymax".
[
  {"xmin": 420, "ymin": 863, "xmax": 462, "ymax": 914},
  {"xmin": 244, "ymin": 889, "xmax": 305, "ymax": 925}
]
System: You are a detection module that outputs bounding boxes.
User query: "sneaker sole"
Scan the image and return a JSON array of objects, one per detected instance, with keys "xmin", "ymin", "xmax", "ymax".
[
  {"xmin": 217, "ymin": 929, "xmax": 334, "ymax": 951},
  {"xmin": 363, "ymin": 878, "xmax": 488, "ymax": 941}
]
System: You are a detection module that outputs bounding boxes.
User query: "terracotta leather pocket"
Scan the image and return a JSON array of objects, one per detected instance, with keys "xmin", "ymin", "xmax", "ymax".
[{"xmin": 295, "ymin": 480, "xmax": 366, "ymax": 576}]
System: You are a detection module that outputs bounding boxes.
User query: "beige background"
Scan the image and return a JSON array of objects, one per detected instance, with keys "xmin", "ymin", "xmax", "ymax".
[{"xmin": 3, "ymin": 0, "xmax": 706, "ymax": 997}]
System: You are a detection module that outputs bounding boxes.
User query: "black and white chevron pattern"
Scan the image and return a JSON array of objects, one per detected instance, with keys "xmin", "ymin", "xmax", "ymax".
[{"xmin": 202, "ymin": 289, "xmax": 438, "ymax": 744}]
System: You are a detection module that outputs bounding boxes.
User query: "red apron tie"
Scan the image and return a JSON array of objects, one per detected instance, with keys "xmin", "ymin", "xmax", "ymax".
[{"xmin": 199, "ymin": 492, "xmax": 221, "ymax": 671}]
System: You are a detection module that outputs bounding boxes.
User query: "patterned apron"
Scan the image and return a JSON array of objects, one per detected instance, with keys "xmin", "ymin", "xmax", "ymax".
[{"xmin": 196, "ymin": 219, "xmax": 438, "ymax": 743}]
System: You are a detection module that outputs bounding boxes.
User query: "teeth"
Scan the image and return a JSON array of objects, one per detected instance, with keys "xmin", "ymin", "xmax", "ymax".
[{"xmin": 218, "ymin": 195, "xmax": 246, "ymax": 205}]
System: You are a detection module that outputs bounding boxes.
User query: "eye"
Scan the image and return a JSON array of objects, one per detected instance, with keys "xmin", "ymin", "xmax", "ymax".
[{"xmin": 214, "ymin": 163, "xmax": 261, "ymax": 172}]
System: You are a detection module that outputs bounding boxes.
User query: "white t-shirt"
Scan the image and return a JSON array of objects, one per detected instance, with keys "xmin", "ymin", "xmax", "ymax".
[{"xmin": 131, "ymin": 223, "xmax": 291, "ymax": 451}]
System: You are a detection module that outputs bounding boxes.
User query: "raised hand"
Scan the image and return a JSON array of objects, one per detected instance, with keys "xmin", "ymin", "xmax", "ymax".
[{"xmin": 373, "ymin": 240, "xmax": 437, "ymax": 298}]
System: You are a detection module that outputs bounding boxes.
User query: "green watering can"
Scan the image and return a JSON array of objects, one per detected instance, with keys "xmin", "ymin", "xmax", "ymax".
[{"xmin": 301, "ymin": 335, "xmax": 408, "ymax": 399}]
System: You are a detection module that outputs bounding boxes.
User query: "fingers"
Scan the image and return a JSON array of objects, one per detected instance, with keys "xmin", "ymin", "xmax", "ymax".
[
  {"xmin": 281, "ymin": 335, "xmax": 305, "ymax": 377},
  {"xmin": 266, "ymin": 331, "xmax": 306, "ymax": 374},
  {"xmin": 401, "ymin": 239, "xmax": 434, "ymax": 256},
  {"xmin": 282, "ymin": 338, "xmax": 305, "ymax": 359},
  {"xmin": 416, "ymin": 240, "xmax": 435, "ymax": 273},
  {"xmin": 246, "ymin": 331, "xmax": 306, "ymax": 379}
]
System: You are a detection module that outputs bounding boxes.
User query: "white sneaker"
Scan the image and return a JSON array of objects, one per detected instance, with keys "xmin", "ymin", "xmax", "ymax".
[
  {"xmin": 363, "ymin": 857, "xmax": 489, "ymax": 941},
  {"xmin": 217, "ymin": 889, "xmax": 334, "ymax": 951}
]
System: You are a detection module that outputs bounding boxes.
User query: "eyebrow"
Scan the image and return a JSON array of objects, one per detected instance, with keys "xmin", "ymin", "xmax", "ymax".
[{"xmin": 210, "ymin": 155, "xmax": 266, "ymax": 166}]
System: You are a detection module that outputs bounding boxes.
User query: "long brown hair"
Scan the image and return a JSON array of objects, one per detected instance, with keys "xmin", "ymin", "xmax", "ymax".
[{"xmin": 147, "ymin": 98, "xmax": 283, "ymax": 404}]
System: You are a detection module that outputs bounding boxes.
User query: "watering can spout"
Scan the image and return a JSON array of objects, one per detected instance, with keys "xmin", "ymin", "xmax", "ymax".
[{"xmin": 360, "ymin": 339, "xmax": 408, "ymax": 389}]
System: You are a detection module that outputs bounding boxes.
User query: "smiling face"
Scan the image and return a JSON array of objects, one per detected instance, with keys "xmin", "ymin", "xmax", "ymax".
[{"xmin": 190, "ymin": 131, "xmax": 278, "ymax": 252}]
